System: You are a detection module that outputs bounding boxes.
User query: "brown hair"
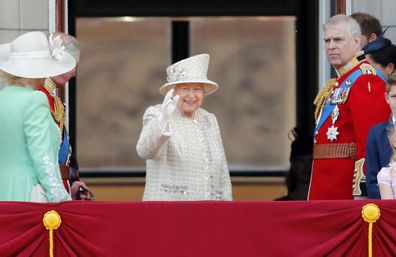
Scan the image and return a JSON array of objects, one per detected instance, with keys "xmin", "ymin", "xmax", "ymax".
[
  {"xmin": 351, "ymin": 12, "xmax": 382, "ymax": 41},
  {"xmin": 386, "ymin": 72, "xmax": 396, "ymax": 93}
]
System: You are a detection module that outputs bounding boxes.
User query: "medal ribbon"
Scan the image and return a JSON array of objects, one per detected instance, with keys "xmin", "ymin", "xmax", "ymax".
[{"xmin": 314, "ymin": 69, "xmax": 363, "ymax": 138}]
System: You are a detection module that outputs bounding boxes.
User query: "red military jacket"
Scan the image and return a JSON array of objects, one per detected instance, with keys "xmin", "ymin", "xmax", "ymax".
[{"xmin": 309, "ymin": 57, "xmax": 390, "ymax": 200}]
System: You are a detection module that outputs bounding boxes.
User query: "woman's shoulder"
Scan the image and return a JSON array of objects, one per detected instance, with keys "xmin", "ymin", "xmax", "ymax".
[
  {"xmin": 27, "ymin": 90, "xmax": 49, "ymax": 106},
  {"xmin": 197, "ymin": 108, "xmax": 220, "ymax": 129},
  {"xmin": 2, "ymin": 86, "xmax": 47, "ymax": 104},
  {"xmin": 197, "ymin": 107, "xmax": 215, "ymax": 117},
  {"xmin": 144, "ymin": 104, "xmax": 161, "ymax": 113},
  {"xmin": 378, "ymin": 166, "xmax": 392, "ymax": 183},
  {"xmin": 142, "ymin": 104, "xmax": 161, "ymax": 118}
]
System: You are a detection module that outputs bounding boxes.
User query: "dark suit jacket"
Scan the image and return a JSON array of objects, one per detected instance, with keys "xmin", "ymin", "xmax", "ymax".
[{"xmin": 366, "ymin": 120, "xmax": 393, "ymax": 199}]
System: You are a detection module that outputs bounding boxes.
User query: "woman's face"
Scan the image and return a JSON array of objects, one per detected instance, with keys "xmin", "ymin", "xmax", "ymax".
[{"xmin": 174, "ymin": 83, "xmax": 204, "ymax": 118}]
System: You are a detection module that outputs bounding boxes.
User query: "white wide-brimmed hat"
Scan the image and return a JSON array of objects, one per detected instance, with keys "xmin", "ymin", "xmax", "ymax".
[
  {"xmin": 159, "ymin": 53, "xmax": 219, "ymax": 95},
  {"xmin": 0, "ymin": 43, "xmax": 10, "ymax": 62},
  {"xmin": 0, "ymin": 31, "xmax": 76, "ymax": 78}
]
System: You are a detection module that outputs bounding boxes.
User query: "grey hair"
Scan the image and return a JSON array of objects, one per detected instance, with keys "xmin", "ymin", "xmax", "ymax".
[
  {"xmin": 50, "ymin": 32, "xmax": 80, "ymax": 62},
  {"xmin": 323, "ymin": 14, "xmax": 361, "ymax": 37}
]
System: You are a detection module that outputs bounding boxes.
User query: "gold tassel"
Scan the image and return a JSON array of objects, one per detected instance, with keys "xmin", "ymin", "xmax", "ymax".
[
  {"xmin": 43, "ymin": 210, "xmax": 62, "ymax": 257},
  {"xmin": 313, "ymin": 78, "xmax": 337, "ymax": 123},
  {"xmin": 362, "ymin": 203, "xmax": 381, "ymax": 257}
]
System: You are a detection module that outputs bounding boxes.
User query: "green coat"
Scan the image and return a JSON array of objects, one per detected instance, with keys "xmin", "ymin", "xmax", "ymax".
[{"xmin": 0, "ymin": 85, "xmax": 70, "ymax": 202}]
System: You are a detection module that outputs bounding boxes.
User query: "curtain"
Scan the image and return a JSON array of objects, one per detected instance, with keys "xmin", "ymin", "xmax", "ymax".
[{"xmin": 0, "ymin": 200, "xmax": 395, "ymax": 257}]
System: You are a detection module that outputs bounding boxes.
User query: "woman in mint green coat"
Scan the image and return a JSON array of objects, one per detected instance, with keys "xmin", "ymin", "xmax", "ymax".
[{"xmin": 0, "ymin": 31, "xmax": 76, "ymax": 202}]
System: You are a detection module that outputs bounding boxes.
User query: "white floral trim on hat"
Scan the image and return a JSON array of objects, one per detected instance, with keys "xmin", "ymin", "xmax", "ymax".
[
  {"xmin": 167, "ymin": 66, "xmax": 188, "ymax": 83},
  {"xmin": 160, "ymin": 53, "xmax": 219, "ymax": 95},
  {"xmin": 49, "ymin": 34, "xmax": 66, "ymax": 61}
]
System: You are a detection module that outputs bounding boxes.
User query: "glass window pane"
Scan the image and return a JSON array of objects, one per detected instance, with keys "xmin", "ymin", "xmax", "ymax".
[
  {"xmin": 76, "ymin": 17, "xmax": 171, "ymax": 169},
  {"xmin": 191, "ymin": 17, "xmax": 296, "ymax": 170},
  {"xmin": 76, "ymin": 16, "xmax": 296, "ymax": 172}
]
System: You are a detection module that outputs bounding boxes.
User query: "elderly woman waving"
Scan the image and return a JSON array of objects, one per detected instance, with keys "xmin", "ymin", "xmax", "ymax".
[{"xmin": 137, "ymin": 54, "xmax": 232, "ymax": 201}]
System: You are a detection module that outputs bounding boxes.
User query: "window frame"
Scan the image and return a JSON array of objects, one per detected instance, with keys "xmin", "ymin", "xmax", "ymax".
[{"xmin": 68, "ymin": 0, "xmax": 319, "ymax": 177}]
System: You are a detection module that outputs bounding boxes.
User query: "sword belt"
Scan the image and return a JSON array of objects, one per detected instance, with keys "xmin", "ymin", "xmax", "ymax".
[{"xmin": 313, "ymin": 142, "xmax": 356, "ymax": 159}]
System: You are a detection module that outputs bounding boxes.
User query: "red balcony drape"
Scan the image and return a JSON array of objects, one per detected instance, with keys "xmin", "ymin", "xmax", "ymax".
[{"xmin": 1, "ymin": 200, "xmax": 396, "ymax": 257}]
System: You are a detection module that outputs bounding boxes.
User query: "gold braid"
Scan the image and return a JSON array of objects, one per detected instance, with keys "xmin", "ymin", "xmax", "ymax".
[
  {"xmin": 313, "ymin": 78, "xmax": 337, "ymax": 123},
  {"xmin": 52, "ymin": 96, "xmax": 65, "ymax": 133},
  {"xmin": 44, "ymin": 79, "xmax": 65, "ymax": 133}
]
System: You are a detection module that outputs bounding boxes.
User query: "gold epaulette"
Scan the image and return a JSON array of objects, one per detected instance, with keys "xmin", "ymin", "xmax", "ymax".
[
  {"xmin": 44, "ymin": 78, "xmax": 65, "ymax": 132},
  {"xmin": 313, "ymin": 78, "xmax": 337, "ymax": 123},
  {"xmin": 53, "ymin": 96, "xmax": 65, "ymax": 132},
  {"xmin": 360, "ymin": 63, "xmax": 377, "ymax": 75}
]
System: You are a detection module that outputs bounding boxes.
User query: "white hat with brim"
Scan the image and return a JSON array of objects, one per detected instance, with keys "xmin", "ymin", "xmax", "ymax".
[
  {"xmin": 0, "ymin": 43, "xmax": 10, "ymax": 62},
  {"xmin": 159, "ymin": 54, "xmax": 219, "ymax": 95},
  {"xmin": 0, "ymin": 31, "xmax": 76, "ymax": 79},
  {"xmin": 160, "ymin": 80, "xmax": 218, "ymax": 96}
]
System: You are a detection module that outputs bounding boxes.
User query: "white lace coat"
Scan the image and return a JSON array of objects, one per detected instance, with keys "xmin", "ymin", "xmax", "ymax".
[{"xmin": 136, "ymin": 105, "xmax": 232, "ymax": 201}]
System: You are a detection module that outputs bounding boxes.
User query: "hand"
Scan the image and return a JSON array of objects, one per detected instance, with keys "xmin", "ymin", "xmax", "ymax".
[
  {"xmin": 159, "ymin": 88, "xmax": 179, "ymax": 125},
  {"xmin": 70, "ymin": 181, "xmax": 92, "ymax": 200}
]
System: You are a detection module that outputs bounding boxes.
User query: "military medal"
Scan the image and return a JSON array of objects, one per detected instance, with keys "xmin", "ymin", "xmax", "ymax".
[
  {"xmin": 331, "ymin": 87, "xmax": 351, "ymax": 104},
  {"xmin": 331, "ymin": 105, "xmax": 339, "ymax": 124},
  {"xmin": 327, "ymin": 125, "xmax": 339, "ymax": 141},
  {"xmin": 327, "ymin": 105, "xmax": 340, "ymax": 141}
]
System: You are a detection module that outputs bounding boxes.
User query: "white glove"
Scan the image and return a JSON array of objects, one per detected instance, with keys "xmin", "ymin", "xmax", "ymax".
[{"xmin": 159, "ymin": 89, "xmax": 179, "ymax": 130}]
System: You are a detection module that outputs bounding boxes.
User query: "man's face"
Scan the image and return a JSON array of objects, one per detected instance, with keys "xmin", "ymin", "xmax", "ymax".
[
  {"xmin": 324, "ymin": 23, "xmax": 361, "ymax": 69},
  {"xmin": 51, "ymin": 59, "xmax": 79, "ymax": 87}
]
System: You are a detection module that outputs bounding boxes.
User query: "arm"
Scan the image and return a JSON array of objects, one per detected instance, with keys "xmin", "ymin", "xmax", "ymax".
[
  {"xmin": 213, "ymin": 114, "xmax": 233, "ymax": 200},
  {"xmin": 365, "ymin": 126, "xmax": 382, "ymax": 198},
  {"xmin": 24, "ymin": 92, "xmax": 70, "ymax": 202},
  {"xmin": 379, "ymin": 184, "xmax": 394, "ymax": 199},
  {"xmin": 349, "ymin": 75, "xmax": 389, "ymax": 196},
  {"xmin": 136, "ymin": 106, "xmax": 171, "ymax": 159},
  {"xmin": 136, "ymin": 90, "xmax": 179, "ymax": 159},
  {"xmin": 377, "ymin": 166, "xmax": 394, "ymax": 199}
]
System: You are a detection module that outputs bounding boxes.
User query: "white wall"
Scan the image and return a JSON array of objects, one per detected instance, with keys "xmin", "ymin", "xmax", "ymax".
[
  {"xmin": 318, "ymin": 0, "xmax": 396, "ymax": 89},
  {"xmin": 0, "ymin": 0, "xmax": 49, "ymax": 43},
  {"xmin": 0, "ymin": 0, "xmax": 50, "ymax": 89},
  {"xmin": 351, "ymin": 0, "xmax": 396, "ymax": 44}
]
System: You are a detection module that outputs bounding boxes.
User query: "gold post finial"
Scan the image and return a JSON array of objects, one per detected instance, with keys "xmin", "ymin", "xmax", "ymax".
[
  {"xmin": 43, "ymin": 210, "xmax": 62, "ymax": 257},
  {"xmin": 362, "ymin": 203, "xmax": 381, "ymax": 257}
]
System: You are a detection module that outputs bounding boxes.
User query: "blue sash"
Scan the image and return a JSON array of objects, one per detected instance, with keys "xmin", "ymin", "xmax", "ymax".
[
  {"xmin": 375, "ymin": 69, "xmax": 387, "ymax": 83},
  {"xmin": 314, "ymin": 69, "xmax": 363, "ymax": 137},
  {"xmin": 314, "ymin": 67, "xmax": 387, "ymax": 138},
  {"xmin": 58, "ymin": 128, "xmax": 71, "ymax": 165}
]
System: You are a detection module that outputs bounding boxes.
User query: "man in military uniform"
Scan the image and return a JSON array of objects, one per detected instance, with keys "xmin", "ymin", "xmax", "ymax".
[
  {"xmin": 309, "ymin": 14, "xmax": 390, "ymax": 200},
  {"xmin": 39, "ymin": 32, "xmax": 92, "ymax": 200}
]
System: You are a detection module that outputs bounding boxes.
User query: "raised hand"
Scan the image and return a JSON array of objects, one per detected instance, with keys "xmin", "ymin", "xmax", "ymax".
[{"xmin": 159, "ymin": 88, "xmax": 179, "ymax": 124}]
